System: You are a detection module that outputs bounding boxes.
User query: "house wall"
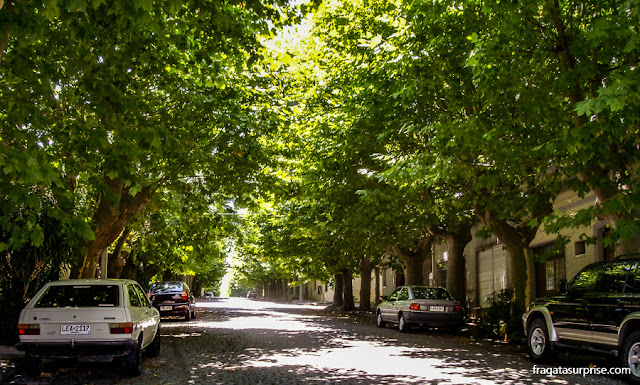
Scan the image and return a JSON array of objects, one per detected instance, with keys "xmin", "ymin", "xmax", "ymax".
[
  {"xmin": 305, "ymin": 190, "xmax": 617, "ymax": 308},
  {"xmin": 303, "ymin": 266, "xmax": 399, "ymax": 304}
]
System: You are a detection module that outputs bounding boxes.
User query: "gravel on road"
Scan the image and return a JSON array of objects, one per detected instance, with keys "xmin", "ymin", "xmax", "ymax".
[{"xmin": 2, "ymin": 298, "xmax": 630, "ymax": 385}]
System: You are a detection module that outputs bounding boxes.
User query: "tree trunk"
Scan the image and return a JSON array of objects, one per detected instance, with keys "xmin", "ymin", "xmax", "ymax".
[
  {"xmin": 342, "ymin": 270, "xmax": 355, "ymax": 311},
  {"xmin": 333, "ymin": 273, "xmax": 344, "ymax": 308},
  {"xmin": 374, "ymin": 266, "xmax": 381, "ymax": 305},
  {"xmin": 77, "ymin": 178, "xmax": 155, "ymax": 278},
  {"xmin": 429, "ymin": 223, "xmax": 473, "ymax": 307},
  {"xmin": 107, "ymin": 227, "xmax": 131, "ymax": 278},
  {"xmin": 359, "ymin": 258, "xmax": 374, "ymax": 312},
  {"xmin": 388, "ymin": 234, "xmax": 435, "ymax": 286},
  {"xmin": 480, "ymin": 211, "xmax": 539, "ymax": 314}
]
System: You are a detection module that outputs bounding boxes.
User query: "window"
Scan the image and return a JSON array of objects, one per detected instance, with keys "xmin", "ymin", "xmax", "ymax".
[
  {"xmin": 533, "ymin": 243, "xmax": 566, "ymax": 295},
  {"xmin": 575, "ymin": 241, "xmax": 586, "ymax": 256},
  {"xmin": 569, "ymin": 263, "xmax": 603, "ymax": 296},
  {"xmin": 389, "ymin": 287, "xmax": 403, "ymax": 301},
  {"xmin": 128, "ymin": 284, "xmax": 143, "ymax": 307},
  {"xmin": 594, "ymin": 262, "xmax": 636, "ymax": 293},
  {"xmin": 35, "ymin": 285, "xmax": 119, "ymax": 308},
  {"xmin": 397, "ymin": 288, "xmax": 409, "ymax": 301},
  {"xmin": 134, "ymin": 284, "xmax": 150, "ymax": 307},
  {"xmin": 149, "ymin": 281, "xmax": 182, "ymax": 292},
  {"xmin": 412, "ymin": 287, "xmax": 452, "ymax": 300}
]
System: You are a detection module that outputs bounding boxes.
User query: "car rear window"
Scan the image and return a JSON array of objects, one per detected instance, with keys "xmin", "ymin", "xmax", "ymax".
[
  {"xmin": 34, "ymin": 285, "xmax": 120, "ymax": 308},
  {"xmin": 412, "ymin": 287, "xmax": 452, "ymax": 300},
  {"xmin": 149, "ymin": 282, "xmax": 182, "ymax": 292}
]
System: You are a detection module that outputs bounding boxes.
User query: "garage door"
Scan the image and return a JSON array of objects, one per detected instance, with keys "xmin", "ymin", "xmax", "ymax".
[{"xmin": 477, "ymin": 245, "xmax": 509, "ymax": 305}]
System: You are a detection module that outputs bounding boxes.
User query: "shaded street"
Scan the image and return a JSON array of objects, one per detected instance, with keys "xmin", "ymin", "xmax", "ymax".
[{"xmin": 8, "ymin": 298, "xmax": 629, "ymax": 384}]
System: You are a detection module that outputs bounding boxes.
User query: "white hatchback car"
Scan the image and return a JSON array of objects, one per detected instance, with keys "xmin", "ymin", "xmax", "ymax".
[{"xmin": 16, "ymin": 279, "xmax": 161, "ymax": 377}]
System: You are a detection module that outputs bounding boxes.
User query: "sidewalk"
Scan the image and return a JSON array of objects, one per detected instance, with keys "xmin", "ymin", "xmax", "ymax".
[{"xmin": 0, "ymin": 345, "xmax": 23, "ymax": 384}]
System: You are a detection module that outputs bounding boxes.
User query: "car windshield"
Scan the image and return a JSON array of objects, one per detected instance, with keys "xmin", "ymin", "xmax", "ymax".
[
  {"xmin": 34, "ymin": 285, "xmax": 120, "ymax": 308},
  {"xmin": 412, "ymin": 287, "xmax": 452, "ymax": 300},
  {"xmin": 149, "ymin": 282, "xmax": 182, "ymax": 292}
]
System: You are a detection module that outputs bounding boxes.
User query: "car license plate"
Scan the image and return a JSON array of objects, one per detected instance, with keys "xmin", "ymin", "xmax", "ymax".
[
  {"xmin": 60, "ymin": 324, "xmax": 91, "ymax": 335},
  {"xmin": 160, "ymin": 305, "xmax": 172, "ymax": 311},
  {"xmin": 429, "ymin": 306, "xmax": 445, "ymax": 312}
]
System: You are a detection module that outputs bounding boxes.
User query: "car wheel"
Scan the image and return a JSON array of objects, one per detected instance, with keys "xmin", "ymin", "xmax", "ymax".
[
  {"xmin": 527, "ymin": 318, "xmax": 555, "ymax": 363},
  {"xmin": 23, "ymin": 352, "xmax": 42, "ymax": 377},
  {"xmin": 184, "ymin": 308, "xmax": 191, "ymax": 321},
  {"xmin": 146, "ymin": 330, "xmax": 161, "ymax": 358},
  {"xmin": 376, "ymin": 311, "xmax": 386, "ymax": 328},
  {"xmin": 622, "ymin": 331, "xmax": 640, "ymax": 382},
  {"xmin": 125, "ymin": 345, "xmax": 143, "ymax": 376},
  {"xmin": 398, "ymin": 313, "xmax": 409, "ymax": 333},
  {"xmin": 191, "ymin": 307, "xmax": 196, "ymax": 320}
]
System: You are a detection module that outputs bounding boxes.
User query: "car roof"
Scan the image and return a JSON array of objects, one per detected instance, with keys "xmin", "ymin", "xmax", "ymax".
[
  {"xmin": 151, "ymin": 281, "xmax": 183, "ymax": 285},
  {"xmin": 45, "ymin": 279, "xmax": 137, "ymax": 286},
  {"xmin": 615, "ymin": 253, "xmax": 640, "ymax": 260},
  {"xmin": 400, "ymin": 285, "xmax": 447, "ymax": 290}
]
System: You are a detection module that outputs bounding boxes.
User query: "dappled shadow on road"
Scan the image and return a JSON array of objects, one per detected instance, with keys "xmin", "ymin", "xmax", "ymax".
[
  {"xmin": 9, "ymin": 299, "xmax": 627, "ymax": 385},
  {"xmin": 150, "ymin": 300, "xmax": 626, "ymax": 385}
]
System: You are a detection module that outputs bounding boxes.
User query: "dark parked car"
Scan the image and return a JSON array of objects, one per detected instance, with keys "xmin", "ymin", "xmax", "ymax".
[
  {"xmin": 148, "ymin": 281, "xmax": 196, "ymax": 321},
  {"xmin": 523, "ymin": 255, "xmax": 640, "ymax": 382},
  {"xmin": 376, "ymin": 286, "xmax": 464, "ymax": 333}
]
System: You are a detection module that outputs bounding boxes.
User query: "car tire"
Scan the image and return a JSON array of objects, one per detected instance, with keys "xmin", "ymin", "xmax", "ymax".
[
  {"xmin": 125, "ymin": 345, "xmax": 143, "ymax": 376},
  {"xmin": 23, "ymin": 352, "xmax": 42, "ymax": 377},
  {"xmin": 376, "ymin": 311, "xmax": 386, "ymax": 328},
  {"xmin": 191, "ymin": 307, "xmax": 196, "ymax": 320},
  {"xmin": 184, "ymin": 308, "xmax": 191, "ymax": 321},
  {"xmin": 146, "ymin": 330, "xmax": 161, "ymax": 358},
  {"xmin": 398, "ymin": 313, "xmax": 409, "ymax": 333},
  {"xmin": 527, "ymin": 318, "xmax": 555, "ymax": 363},
  {"xmin": 621, "ymin": 331, "xmax": 640, "ymax": 383}
]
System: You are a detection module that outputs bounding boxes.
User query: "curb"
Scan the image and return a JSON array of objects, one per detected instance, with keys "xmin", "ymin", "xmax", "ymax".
[{"xmin": 0, "ymin": 346, "xmax": 22, "ymax": 384}]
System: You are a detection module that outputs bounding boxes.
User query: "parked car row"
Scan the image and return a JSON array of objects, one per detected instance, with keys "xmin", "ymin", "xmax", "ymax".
[
  {"xmin": 376, "ymin": 256, "xmax": 640, "ymax": 383},
  {"xmin": 16, "ymin": 279, "xmax": 199, "ymax": 378}
]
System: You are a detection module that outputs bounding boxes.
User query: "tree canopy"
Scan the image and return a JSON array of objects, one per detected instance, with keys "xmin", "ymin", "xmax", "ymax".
[{"xmin": 2, "ymin": 0, "xmax": 639, "ymax": 339}]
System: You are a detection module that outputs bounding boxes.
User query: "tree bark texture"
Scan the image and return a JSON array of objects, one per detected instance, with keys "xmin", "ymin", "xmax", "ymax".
[
  {"xmin": 78, "ymin": 178, "xmax": 154, "ymax": 278},
  {"xmin": 480, "ymin": 211, "xmax": 539, "ymax": 313},
  {"xmin": 107, "ymin": 227, "xmax": 131, "ymax": 278},
  {"xmin": 333, "ymin": 273, "xmax": 344, "ymax": 308},
  {"xmin": 374, "ymin": 266, "xmax": 381, "ymax": 305},
  {"xmin": 342, "ymin": 269, "xmax": 355, "ymax": 311},
  {"xmin": 428, "ymin": 223, "xmax": 473, "ymax": 307},
  {"xmin": 387, "ymin": 234, "xmax": 435, "ymax": 286},
  {"xmin": 359, "ymin": 258, "xmax": 374, "ymax": 312}
]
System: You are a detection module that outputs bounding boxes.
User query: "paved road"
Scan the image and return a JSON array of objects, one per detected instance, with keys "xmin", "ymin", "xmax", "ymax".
[{"xmin": 6, "ymin": 298, "xmax": 629, "ymax": 384}]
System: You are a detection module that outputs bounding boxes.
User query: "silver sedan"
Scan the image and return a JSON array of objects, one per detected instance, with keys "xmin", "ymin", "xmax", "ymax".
[{"xmin": 376, "ymin": 286, "xmax": 464, "ymax": 333}]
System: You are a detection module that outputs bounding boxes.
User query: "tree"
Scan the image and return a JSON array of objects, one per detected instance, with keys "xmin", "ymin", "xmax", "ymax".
[{"xmin": 1, "ymin": 0, "xmax": 297, "ymax": 281}]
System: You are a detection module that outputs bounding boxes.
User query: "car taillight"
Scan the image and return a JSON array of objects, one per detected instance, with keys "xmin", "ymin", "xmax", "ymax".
[
  {"xmin": 110, "ymin": 322, "xmax": 133, "ymax": 334},
  {"xmin": 17, "ymin": 324, "xmax": 40, "ymax": 336},
  {"xmin": 454, "ymin": 305, "xmax": 463, "ymax": 312},
  {"xmin": 409, "ymin": 303, "xmax": 421, "ymax": 311},
  {"xmin": 182, "ymin": 291, "xmax": 188, "ymax": 301}
]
